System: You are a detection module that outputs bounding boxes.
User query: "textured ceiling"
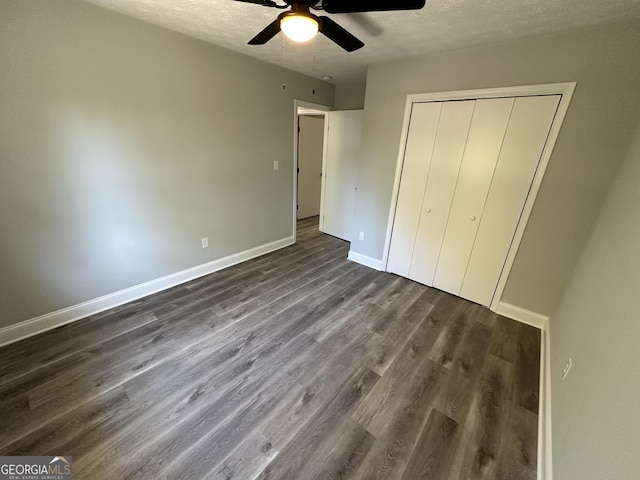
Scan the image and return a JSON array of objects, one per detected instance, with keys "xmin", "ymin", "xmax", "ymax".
[{"xmin": 81, "ymin": 0, "xmax": 640, "ymax": 83}]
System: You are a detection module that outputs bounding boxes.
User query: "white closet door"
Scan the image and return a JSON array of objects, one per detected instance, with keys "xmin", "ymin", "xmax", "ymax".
[
  {"xmin": 460, "ymin": 95, "xmax": 561, "ymax": 305},
  {"xmin": 409, "ymin": 100, "xmax": 476, "ymax": 286},
  {"xmin": 433, "ymin": 97, "xmax": 515, "ymax": 295},
  {"xmin": 320, "ymin": 110, "xmax": 363, "ymax": 241},
  {"xmin": 387, "ymin": 102, "xmax": 442, "ymax": 277}
]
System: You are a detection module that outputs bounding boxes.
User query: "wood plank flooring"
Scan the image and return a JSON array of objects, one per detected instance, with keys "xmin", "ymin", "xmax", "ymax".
[{"xmin": 0, "ymin": 216, "xmax": 541, "ymax": 479}]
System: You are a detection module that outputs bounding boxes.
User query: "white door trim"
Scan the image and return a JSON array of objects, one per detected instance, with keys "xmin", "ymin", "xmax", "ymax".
[
  {"xmin": 319, "ymin": 114, "xmax": 330, "ymax": 233},
  {"xmin": 381, "ymin": 82, "xmax": 576, "ymax": 311},
  {"xmin": 293, "ymin": 100, "xmax": 332, "ymax": 242}
]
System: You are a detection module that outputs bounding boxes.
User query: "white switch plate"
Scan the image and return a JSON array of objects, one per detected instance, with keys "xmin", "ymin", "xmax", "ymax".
[
  {"xmin": 358, "ymin": 232, "xmax": 365, "ymax": 240},
  {"xmin": 201, "ymin": 237, "xmax": 209, "ymax": 249},
  {"xmin": 273, "ymin": 161, "xmax": 279, "ymax": 171}
]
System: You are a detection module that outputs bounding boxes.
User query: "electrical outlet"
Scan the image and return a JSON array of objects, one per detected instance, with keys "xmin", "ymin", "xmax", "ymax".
[
  {"xmin": 562, "ymin": 357, "xmax": 572, "ymax": 380},
  {"xmin": 358, "ymin": 232, "xmax": 365, "ymax": 241},
  {"xmin": 201, "ymin": 237, "xmax": 209, "ymax": 249},
  {"xmin": 273, "ymin": 160, "xmax": 279, "ymax": 171}
]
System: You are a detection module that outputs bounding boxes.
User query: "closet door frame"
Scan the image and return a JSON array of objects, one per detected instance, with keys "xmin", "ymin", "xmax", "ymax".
[{"xmin": 382, "ymin": 82, "xmax": 576, "ymax": 312}]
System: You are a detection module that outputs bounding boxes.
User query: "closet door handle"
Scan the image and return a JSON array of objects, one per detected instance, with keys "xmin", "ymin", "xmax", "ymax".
[
  {"xmin": 470, "ymin": 215, "xmax": 477, "ymax": 221},
  {"xmin": 425, "ymin": 208, "xmax": 431, "ymax": 213}
]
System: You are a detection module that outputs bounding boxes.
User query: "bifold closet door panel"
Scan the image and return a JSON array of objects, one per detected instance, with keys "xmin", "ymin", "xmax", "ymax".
[
  {"xmin": 432, "ymin": 97, "xmax": 515, "ymax": 296},
  {"xmin": 387, "ymin": 102, "xmax": 442, "ymax": 277},
  {"xmin": 409, "ymin": 100, "xmax": 476, "ymax": 286},
  {"xmin": 461, "ymin": 94, "xmax": 561, "ymax": 305}
]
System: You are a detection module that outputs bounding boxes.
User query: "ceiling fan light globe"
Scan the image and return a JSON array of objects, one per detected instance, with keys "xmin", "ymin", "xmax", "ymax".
[{"xmin": 280, "ymin": 14, "xmax": 319, "ymax": 42}]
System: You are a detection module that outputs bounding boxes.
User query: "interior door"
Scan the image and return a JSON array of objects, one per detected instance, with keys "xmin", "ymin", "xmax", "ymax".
[
  {"xmin": 387, "ymin": 93, "xmax": 561, "ymax": 306},
  {"xmin": 386, "ymin": 102, "xmax": 442, "ymax": 276},
  {"xmin": 459, "ymin": 94, "xmax": 561, "ymax": 304},
  {"xmin": 408, "ymin": 100, "xmax": 476, "ymax": 286},
  {"xmin": 432, "ymin": 97, "xmax": 515, "ymax": 295},
  {"xmin": 297, "ymin": 115, "xmax": 324, "ymax": 219},
  {"xmin": 320, "ymin": 110, "xmax": 363, "ymax": 241}
]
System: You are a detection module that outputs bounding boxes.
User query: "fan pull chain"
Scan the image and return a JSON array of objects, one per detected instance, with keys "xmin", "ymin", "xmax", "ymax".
[{"xmin": 312, "ymin": 34, "xmax": 318, "ymax": 77}]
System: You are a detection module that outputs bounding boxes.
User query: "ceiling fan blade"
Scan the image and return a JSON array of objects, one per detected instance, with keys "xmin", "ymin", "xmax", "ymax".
[
  {"xmin": 346, "ymin": 12, "xmax": 384, "ymax": 36},
  {"xmin": 248, "ymin": 20, "xmax": 281, "ymax": 45},
  {"xmin": 318, "ymin": 16, "xmax": 364, "ymax": 52},
  {"xmin": 322, "ymin": 0, "xmax": 425, "ymax": 14},
  {"xmin": 234, "ymin": 0, "xmax": 278, "ymax": 6}
]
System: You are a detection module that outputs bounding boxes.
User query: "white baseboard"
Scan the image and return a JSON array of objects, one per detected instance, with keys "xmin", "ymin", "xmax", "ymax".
[
  {"xmin": 347, "ymin": 250, "xmax": 384, "ymax": 271},
  {"xmin": 495, "ymin": 301, "xmax": 549, "ymax": 330},
  {"xmin": 0, "ymin": 236, "xmax": 294, "ymax": 348}
]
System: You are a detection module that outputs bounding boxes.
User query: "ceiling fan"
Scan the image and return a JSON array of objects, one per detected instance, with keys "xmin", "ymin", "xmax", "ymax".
[{"xmin": 234, "ymin": 0, "xmax": 427, "ymax": 52}]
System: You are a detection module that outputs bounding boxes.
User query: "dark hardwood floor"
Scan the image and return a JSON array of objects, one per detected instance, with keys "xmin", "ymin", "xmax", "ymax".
[{"xmin": 0, "ymin": 216, "xmax": 540, "ymax": 479}]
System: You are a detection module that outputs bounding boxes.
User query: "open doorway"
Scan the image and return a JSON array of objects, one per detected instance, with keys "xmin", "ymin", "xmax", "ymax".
[
  {"xmin": 297, "ymin": 114, "xmax": 325, "ymax": 220},
  {"xmin": 293, "ymin": 101, "xmax": 331, "ymax": 242}
]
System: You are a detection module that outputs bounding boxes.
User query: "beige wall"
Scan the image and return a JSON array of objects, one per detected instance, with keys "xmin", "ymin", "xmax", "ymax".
[
  {"xmin": 550, "ymin": 114, "xmax": 640, "ymax": 479},
  {"xmin": 334, "ymin": 81, "xmax": 367, "ymax": 110},
  {"xmin": 0, "ymin": 0, "xmax": 333, "ymax": 328},
  {"xmin": 350, "ymin": 23, "xmax": 640, "ymax": 315}
]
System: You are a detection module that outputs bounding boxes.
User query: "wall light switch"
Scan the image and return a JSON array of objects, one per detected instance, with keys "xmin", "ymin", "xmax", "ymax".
[
  {"xmin": 201, "ymin": 237, "xmax": 209, "ymax": 249},
  {"xmin": 273, "ymin": 161, "xmax": 279, "ymax": 171}
]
